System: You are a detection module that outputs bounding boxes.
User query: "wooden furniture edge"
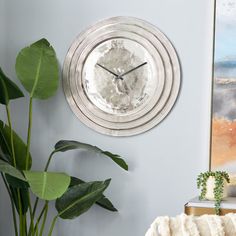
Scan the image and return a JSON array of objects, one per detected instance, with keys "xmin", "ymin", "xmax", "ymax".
[{"xmin": 184, "ymin": 204, "xmax": 236, "ymax": 216}]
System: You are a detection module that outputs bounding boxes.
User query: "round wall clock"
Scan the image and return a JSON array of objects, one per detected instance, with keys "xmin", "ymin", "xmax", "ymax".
[{"xmin": 63, "ymin": 16, "xmax": 181, "ymax": 136}]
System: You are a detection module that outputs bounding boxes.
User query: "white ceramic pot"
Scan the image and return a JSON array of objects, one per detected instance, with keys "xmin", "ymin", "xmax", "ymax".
[{"xmin": 205, "ymin": 176, "xmax": 228, "ymax": 200}]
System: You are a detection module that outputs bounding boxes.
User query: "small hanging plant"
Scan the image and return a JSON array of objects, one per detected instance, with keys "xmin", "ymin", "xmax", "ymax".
[{"xmin": 197, "ymin": 171, "xmax": 230, "ymax": 215}]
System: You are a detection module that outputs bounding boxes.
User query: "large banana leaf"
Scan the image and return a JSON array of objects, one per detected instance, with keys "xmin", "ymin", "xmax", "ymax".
[
  {"xmin": 5, "ymin": 174, "xmax": 30, "ymax": 215},
  {"xmin": 54, "ymin": 140, "xmax": 128, "ymax": 171},
  {"xmin": 0, "ymin": 160, "xmax": 29, "ymax": 214},
  {"xmin": 6, "ymin": 174, "xmax": 29, "ymax": 189},
  {"xmin": 0, "ymin": 120, "xmax": 32, "ymax": 170},
  {"xmin": 55, "ymin": 179, "xmax": 111, "ymax": 219},
  {"xmin": 10, "ymin": 186, "xmax": 29, "ymax": 214},
  {"xmin": 0, "ymin": 159, "xmax": 26, "ymax": 181},
  {"xmin": 70, "ymin": 177, "xmax": 117, "ymax": 212},
  {"xmin": 24, "ymin": 171, "xmax": 70, "ymax": 201},
  {"xmin": 0, "ymin": 152, "xmax": 8, "ymax": 162},
  {"xmin": 15, "ymin": 38, "xmax": 59, "ymax": 99},
  {"xmin": 0, "ymin": 67, "xmax": 24, "ymax": 105}
]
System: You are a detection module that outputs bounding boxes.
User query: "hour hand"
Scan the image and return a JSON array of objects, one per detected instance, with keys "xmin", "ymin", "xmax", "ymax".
[{"xmin": 96, "ymin": 63, "xmax": 119, "ymax": 77}]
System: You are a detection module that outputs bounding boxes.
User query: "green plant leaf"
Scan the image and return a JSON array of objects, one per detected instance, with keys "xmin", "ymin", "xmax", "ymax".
[
  {"xmin": 5, "ymin": 174, "xmax": 30, "ymax": 215},
  {"xmin": 0, "ymin": 150, "xmax": 11, "ymax": 164},
  {"xmin": 0, "ymin": 159, "xmax": 29, "ymax": 214},
  {"xmin": 70, "ymin": 177, "xmax": 117, "ymax": 212},
  {"xmin": 24, "ymin": 171, "xmax": 70, "ymax": 201},
  {"xmin": 0, "ymin": 120, "xmax": 32, "ymax": 170},
  {"xmin": 10, "ymin": 186, "xmax": 29, "ymax": 214},
  {"xmin": 5, "ymin": 175, "xmax": 29, "ymax": 189},
  {"xmin": 0, "ymin": 159, "xmax": 26, "ymax": 181},
  {"xmin": 0, "ymin": 151, "xmax": 9, "ymax": 162},
  {"xmin": 55, "ymin": 179, "xmax": 111, "ymax": 219},
  {"xmin": 15, "ymin": 38, "xmax": 59, "ymax": 99},
  {"xmin": 54, "ymin": 140, "xmax": 128, "ymax": 171},
  {"xmin": 0, "ymin": 67, "xmax": 24, "ymax": 105}
]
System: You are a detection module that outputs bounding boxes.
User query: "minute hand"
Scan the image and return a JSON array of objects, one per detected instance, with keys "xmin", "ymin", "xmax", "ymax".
[{"xmin": 119, "ymin": 62, "xmax": 147, "ymax": 77}]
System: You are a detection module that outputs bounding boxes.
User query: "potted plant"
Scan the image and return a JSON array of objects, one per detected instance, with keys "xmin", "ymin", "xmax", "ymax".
[
  {"xmin": 197, "ymin": 171, "xmax": 230, "ymax": 214},
  {"xmin": 0, "ymin": 38, "xmax": 128, "ymax": 236}
]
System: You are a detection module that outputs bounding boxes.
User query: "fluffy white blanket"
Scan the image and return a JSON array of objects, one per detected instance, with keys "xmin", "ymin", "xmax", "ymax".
[{"xmin": 145, "ymin": 214, "xmax": 236, "ymax": 236}]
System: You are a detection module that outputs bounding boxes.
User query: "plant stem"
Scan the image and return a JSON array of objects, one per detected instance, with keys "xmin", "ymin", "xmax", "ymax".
[
  {"xmin": 32, "ymin": 151, "xmax": 56, "ymax": 218},
  {"xmin": 34, "ymin": 202, "xmax": 47, "ymax": 232},
  {"xmin": 23, "ymin": 214, "xmax": 27, "ymax": 236},
  {"xmin": 18, "ymin": 190, "xmax": 24, "ymax": 236},
  {"xmin": 44, "ymin": 145, "xmax": 75, "ymax": 172},
  {"xmin": 24, "ymin": 97, "xmax": 34, "ymax": 235},
  {"xmin": 39, "ymin": 201, "xmax": 48, "ymax": 236},
  {"xmin": 5, "ymin": 104, "xmax": 24, "ymax": 236},
  {"xmin": 44, "ymin": 151, "xmax": 55, "ymax": 171},
  {"xmin": 35, "ymin": 221, "xmax": 39, "ymax": 236},
  {"xmin": 33, "ymin": 198, "xmax": 39, "ymax": 217},
  {"xmin": 27, "ymin": 192, "xmax": 35, "ymax": 236},
  {"xmin": 1, "ymin": 173, "xmax": 18, "ymax": 236},
  {"xmin": 47, "ymin": 215, "xmax": 58, "ymax": 236},
  {"xmin": 25, "ymin": 97, "xmax": 33, "ymax": 170},
  {"xmin": 5, "ymin": 105, "xmax": 16, "ymax": 167}
]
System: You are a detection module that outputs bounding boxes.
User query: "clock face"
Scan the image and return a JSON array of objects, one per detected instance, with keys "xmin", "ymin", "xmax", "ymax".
[
  {"xmin": 63, "ymin": 17, "xmax": 181, "ymax": 136},
  {"xmin": 82, "ymin": 38, "xmax": 156, "ymax": 115}
]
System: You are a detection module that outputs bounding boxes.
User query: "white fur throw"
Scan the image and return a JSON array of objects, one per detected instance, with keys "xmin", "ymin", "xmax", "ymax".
[{"xmin": 145, "ymin": 213, "xmax": 236, "ymax": 236}]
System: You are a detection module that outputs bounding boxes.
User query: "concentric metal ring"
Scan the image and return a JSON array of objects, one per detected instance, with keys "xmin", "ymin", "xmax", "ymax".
[{"xmin": 63, "ymin": 16, "xmax": 181, "ymax": 136}]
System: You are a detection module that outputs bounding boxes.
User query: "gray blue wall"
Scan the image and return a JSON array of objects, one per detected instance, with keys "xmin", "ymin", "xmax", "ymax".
[{"xmin": 0, "ymin": 0, "xmax": 214, "ymax": 235}]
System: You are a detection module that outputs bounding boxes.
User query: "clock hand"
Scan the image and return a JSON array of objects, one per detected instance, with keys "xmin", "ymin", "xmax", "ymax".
[
  {"xmin": 117, "ymin": 62, "xmax": 148, "ymax": 79},
  {"xmin": 96, "ymin": 63, "xmax": 124, "ymax": 80}
]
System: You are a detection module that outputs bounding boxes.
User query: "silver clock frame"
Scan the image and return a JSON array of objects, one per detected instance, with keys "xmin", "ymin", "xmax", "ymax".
[{"xmin": 63, "ymin": 16, "xmax": 181, "ymax": 136}]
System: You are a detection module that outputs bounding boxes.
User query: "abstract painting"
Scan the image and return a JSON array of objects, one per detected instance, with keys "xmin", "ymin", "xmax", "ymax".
[{"xmin": 211, "ymin": 0, "xmax": 236, "ymax": 173}]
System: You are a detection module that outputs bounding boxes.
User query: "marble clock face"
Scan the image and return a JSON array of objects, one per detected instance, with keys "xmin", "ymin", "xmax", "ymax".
[
  {"xmin": 63, "ymin": 17, "xmax": 181, "ymax": 136},
  {"xmin": 82, "ymin": 38, "xmax": 156, "ymax": 116}
]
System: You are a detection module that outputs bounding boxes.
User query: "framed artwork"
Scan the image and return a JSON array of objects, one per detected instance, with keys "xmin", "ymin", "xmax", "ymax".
[{"xmin": 210, "ymin": 0, "xmax": 236, "ymax": 173}]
